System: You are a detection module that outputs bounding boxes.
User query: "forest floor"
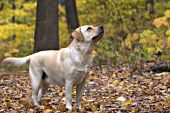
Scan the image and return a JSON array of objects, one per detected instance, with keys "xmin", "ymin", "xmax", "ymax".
[{"xmin": 0, "ymin": 64, "xmax": 170, "ymax": 113}]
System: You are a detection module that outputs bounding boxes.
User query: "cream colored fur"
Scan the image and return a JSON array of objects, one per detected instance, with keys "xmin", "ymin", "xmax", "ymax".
[{"xmin": 2, "ymin": 25, "xmax": 104, "ymax": 110}]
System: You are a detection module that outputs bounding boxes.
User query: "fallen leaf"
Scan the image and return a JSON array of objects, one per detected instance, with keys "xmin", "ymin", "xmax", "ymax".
[
  {"xmin": 90, "ymin": 104, "xmax": 97, "ymax": 112},
  {"xmin": 131, "ymin": 108, "xmax": 139, "ymax": 113},
  {"xmin": 56, "ymin": 104, "xmax": 66, "ymax": 112},
  {"xmin": 43, "ymin": 109, "xmax": 53, "ymax": 113},
  {"xmin": 161, "ymin": 99, "xmax": 170, "ymax": 106},
  {"xmin": 123, "ymin": 99, "xmax": 132, "ymax": 106},
  {"xmin": 112, "ymin": 79, "xmax": 121, "ymax": 86},
  {"xmin": 116, "ymin": 96, "xmax": 126, "ymax": 102}
]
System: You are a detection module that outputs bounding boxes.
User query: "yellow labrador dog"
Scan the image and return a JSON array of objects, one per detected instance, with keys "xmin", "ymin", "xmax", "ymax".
[{"xmin": 3, "ymin": 25, "xmax": 104, "ymax": 110}]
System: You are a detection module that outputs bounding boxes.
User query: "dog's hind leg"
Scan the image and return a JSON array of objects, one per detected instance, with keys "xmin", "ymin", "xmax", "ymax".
[
  {"xmin": 37, "ymin": 79, "xmax": 49, "ymax": 102},
  {"xmin": 29, "ymin": 65, "xmax": 42, "ymax": 106}
]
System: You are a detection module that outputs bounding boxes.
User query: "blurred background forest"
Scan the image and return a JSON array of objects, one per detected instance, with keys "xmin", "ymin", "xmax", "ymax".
[
  {"xmin": 1, "ymin": 0, "xmax": 170, "ymax": 112},
  {"xmin": 1, "ymin": 0, "xmax": 170, "ymax": 67}
]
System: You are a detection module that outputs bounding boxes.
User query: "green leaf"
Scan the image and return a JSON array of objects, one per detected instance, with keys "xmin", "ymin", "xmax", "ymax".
[
  {"xmin": 129, "ymin": 54, "xmax": 136, "ymax": 62},
  {"xmin": 140, "ymin": 49, "xmax": 149, "ymax": 58},
  {"xmin": 166, "ymin": 30, "xmax": 170, "ymax": 36},
  {"xmin": 142, "ymin": 29, "xmax": 153, "ymax": 38}
]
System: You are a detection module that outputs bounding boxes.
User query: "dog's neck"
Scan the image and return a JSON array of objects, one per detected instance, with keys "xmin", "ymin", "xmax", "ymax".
[
  {"xmin": 68, "ymin": 39, "xmax": 93, "ymax": 65},
  {"xmin": 69, "ymin": 39, "xmax": 93, "ymax": 55}
]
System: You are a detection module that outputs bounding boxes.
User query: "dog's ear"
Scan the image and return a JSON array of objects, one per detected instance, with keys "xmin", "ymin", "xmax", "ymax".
[{"xmin": 72, "ymin": 28, "xmax": 84, "ymax": 41}]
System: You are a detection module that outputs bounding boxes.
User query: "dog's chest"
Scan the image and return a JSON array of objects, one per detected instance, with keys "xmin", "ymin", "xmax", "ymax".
[
  {"xmin": 70, "ymin": 56, "xmax": 91, "ymax": 85},
  {"xmin": 74, "ymin": 69, "xmax": 88, "ymax": 85}
]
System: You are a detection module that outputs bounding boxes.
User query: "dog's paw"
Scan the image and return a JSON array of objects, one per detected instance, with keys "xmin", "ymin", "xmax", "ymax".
[
  {"xmin": 38, "ymin": 105, "xmax": 45, "ymax": 109},
  {"xmin": 77, "ymin": 105, "xmax": 82, "ymax": 110},
  {"xmin": 66, "ymin": 104, "xmax": 72, "ymax": 111}
]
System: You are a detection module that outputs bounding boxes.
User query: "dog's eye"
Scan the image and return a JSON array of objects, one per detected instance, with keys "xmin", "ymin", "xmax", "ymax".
[{"xmin": 87, "ymin": 27, "xmax": 92, "ymax": 31}]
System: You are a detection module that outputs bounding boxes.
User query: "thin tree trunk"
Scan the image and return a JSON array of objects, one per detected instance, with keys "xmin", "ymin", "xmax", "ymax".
[
  {"xmin": 64, "ymin": 0, "xmax": 79, "ymax": 34},
  {"xmin": 34, "ymin": 0, "xmax": 59, "ymax": 52},
  {"xmin": 11, "ymin": 0, "xmax": 16, "ymax": 23},
  {"xmin": 0, "ymin": 2, "xmax": 4, "ymax": 11}
]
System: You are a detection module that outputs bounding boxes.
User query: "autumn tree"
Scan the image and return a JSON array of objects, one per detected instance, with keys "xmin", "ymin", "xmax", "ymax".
[
  {"xmin": 64, "ymin": 0, "xmax": 79, "ymax": 34},
  {"xmin": 34, "ymin": 0, "xmax": 59, "ymax": 52}
]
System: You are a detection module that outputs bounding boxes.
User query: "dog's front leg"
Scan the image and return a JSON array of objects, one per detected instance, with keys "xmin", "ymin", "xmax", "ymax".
[
  {"xmin": 76, "ymin": 78, "xmax": 86, "ymax": 109},
  {"xmin": 65, "ymin": 79, "xmax": 73, "ymax": 110}
]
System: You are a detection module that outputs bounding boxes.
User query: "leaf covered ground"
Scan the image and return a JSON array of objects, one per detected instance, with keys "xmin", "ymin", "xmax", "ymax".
[{"xmin": 0, "ymin": 65, "xmax": 170, "ymax": 113}]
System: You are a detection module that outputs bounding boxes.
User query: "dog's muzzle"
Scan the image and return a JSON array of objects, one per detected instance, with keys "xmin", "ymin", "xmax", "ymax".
[{"xmin": 92, "ymin": 26, "xmax": 104, "ymax": 40}]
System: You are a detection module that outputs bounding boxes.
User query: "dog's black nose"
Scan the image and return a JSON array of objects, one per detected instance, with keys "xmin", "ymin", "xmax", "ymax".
[{"xmin": 99, "ymin": 26, "xmax": 104, "ymax": 31}]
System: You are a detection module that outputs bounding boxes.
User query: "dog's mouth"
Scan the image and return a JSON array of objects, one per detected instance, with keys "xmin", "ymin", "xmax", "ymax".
[{"xmin": 92, "ymin": 31, "xmax": 104, "ymax": 40}]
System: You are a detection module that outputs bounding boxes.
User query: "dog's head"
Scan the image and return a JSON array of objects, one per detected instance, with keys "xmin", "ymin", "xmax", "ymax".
[{"xmin": 72, "ymin": 25, "xmax": 104, "ymax": 43}]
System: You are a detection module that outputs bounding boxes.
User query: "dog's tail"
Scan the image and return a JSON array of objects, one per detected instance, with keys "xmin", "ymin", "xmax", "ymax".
[{"xmin": 2, "ymin": 55, "xmax": 32, "ymax": 66}]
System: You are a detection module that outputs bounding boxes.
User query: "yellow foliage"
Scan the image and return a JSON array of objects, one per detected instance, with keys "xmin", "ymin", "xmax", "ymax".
[
  {"xmin": 153, "ymin": 17, "xmax": 169, "ymax": 28},
  {"xmin": 125, "ymin": 33, "xmax": 139, "ymax": 49},
  {"xmin": 92, "ymin": 50, "xmax": 98, "ymax": 57},
  {"xmin": 164, "ymin": 10, "xmax": 170, "ymax": 18},
  {"xmin": 0, "ymin": 9, "xmax": 14, "ymax": 24},
  {"xmin": 14, "ymin": 9, "xmax": 29, "ymax": 17},
  {"xmin": 11, "ymin": 48, "xmax": 19, "ymax": 54},
  {"xmin": 58, "ymin": 5, "xmax": 70, "ymax": 48},
  {"xmin": 23, "ymin": 2, "xmax": 37, "ymax": 11},
  {"xmin": 167, "ymin": 37, "xmax": 170, "ymax": 50},
  {"xmin": 140, "ymin": 32, "xmax": 158, "ymax": 48},
  {"xmin": 59, "ymin": 18, "xmax": 69, "ymax": 48},
  {"xmin": 0, "ymin": 23, "xmax": 34, "ymax": 40},
  {"xmin": 4, "ymin": 52, "xmax": 12, "ymax": 57},
  {"xmin": 3, "ymin": 48, "xmax": 19, "ymax": 57},
  {"xmin": 147, "ymin": 47, "xmax": 155, "ymax": 54}
]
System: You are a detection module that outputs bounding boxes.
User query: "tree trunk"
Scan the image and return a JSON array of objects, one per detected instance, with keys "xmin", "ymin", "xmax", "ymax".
[
  {"xmin": 64, "ymin": 0, "xmax": 79, "ymax": 34},
  {"xmin": 34, "ymin": 0, "xmax": 59, "ymax": 52},
  {"xmin": 0, "ymin": 2, "xmax": 4, "ymax": 11}
]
